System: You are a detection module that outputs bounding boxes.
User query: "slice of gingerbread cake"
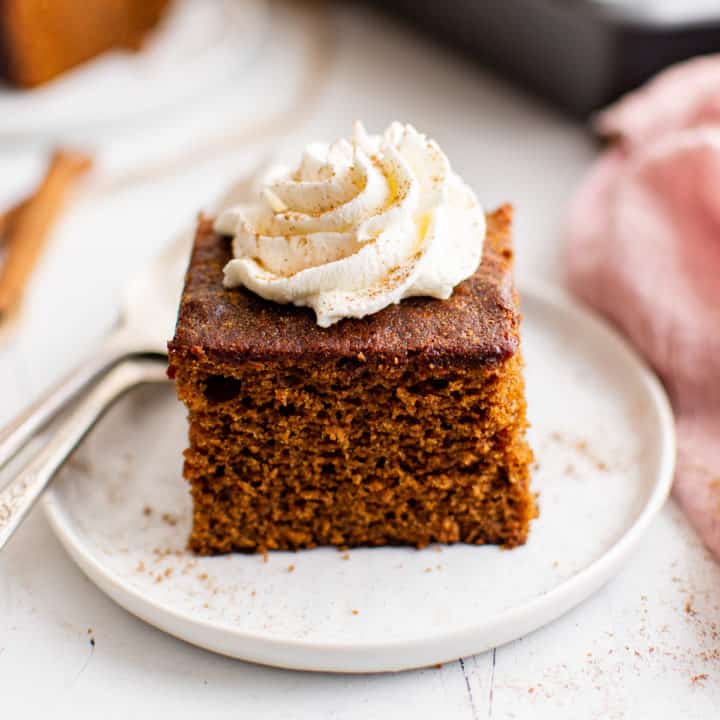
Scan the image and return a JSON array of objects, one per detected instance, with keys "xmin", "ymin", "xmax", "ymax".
[{"xmin": 168, "ymin": 122, "xmax": 535, "ymax": 555}]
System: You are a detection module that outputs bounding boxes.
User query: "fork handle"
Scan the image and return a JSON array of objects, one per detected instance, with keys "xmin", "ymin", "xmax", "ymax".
[
  {"xmin": 0, "ymin": 327, "xmax": 150, "ymax": 472},
  {"xmin": 0, "ymin": 358, "xmax": 168, "ymax": 551}
]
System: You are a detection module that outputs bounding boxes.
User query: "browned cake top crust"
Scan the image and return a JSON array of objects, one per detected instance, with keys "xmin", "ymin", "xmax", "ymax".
[{"xmin": 169, "ymin": 205, "xmax": 519, "ymax": 368}]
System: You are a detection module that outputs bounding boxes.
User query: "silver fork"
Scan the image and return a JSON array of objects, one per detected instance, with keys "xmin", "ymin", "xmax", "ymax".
[
  {"xmin": 0, "ymin": 221, "xmax": 190, "ymax": 472},
  {"xmin": 0, "ymin": 358, "xmax": 168, "ymax": 550},
  {"xmin": 0, "ymin": 228, "xmax": 188, "ymax": 550},
  {"xmin": 0, "ymin": 221, "xmax": 187, "ymax": 549}
]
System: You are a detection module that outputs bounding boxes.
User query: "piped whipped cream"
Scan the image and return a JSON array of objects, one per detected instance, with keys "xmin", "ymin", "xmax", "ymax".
[{"xmin": 215, "ymin": 121, "xmax": 486, "ymax": 327}]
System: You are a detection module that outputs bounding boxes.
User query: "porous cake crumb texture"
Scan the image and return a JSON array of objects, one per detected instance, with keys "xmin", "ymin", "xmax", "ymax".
[{"xmin": 173, "ymin": 352, "xmax": 534, "ymax": 554}]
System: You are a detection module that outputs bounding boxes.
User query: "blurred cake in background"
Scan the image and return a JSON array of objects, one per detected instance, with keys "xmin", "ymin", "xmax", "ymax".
[{"xmin": 0, "ymin": 0, "xmax": 170, "ymax": 88}]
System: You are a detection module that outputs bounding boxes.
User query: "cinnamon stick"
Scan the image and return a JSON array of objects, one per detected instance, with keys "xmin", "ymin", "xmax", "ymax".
[
  {"xmin": 0, "ymin": 198, "xmax": 28, "ymax": 246},
  {"xmin": 0, "ymin": 150, "xmax": 92, "ymax": 321}
]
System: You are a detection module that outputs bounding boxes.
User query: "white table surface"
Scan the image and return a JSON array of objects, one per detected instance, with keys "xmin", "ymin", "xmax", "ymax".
[{"xmin": 1, "ymin": 4, "xmax": 718, "ymax": 717}]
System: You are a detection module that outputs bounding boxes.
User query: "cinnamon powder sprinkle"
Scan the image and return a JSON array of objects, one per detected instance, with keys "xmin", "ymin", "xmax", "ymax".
[
  {"xmin": 691, "ymin": 673, "xmax": 709, "ymax": 686},
  {"xmin": 161, "ymin": 513, "xmax": 178, "ymax": 527}
]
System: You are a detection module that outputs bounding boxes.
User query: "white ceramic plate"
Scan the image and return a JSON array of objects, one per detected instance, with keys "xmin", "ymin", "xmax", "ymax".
[
  {"xmin": 44, "ymin": 285, "xmax": 675, "ymax": 673},
  {"xmin": 0, "ymin": 0, "xmax": 269, "ymax": 138}
]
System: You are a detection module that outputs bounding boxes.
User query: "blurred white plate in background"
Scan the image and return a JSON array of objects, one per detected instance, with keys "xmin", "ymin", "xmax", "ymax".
[
  {"xmin": 43, "ymin": 285, "xmax": 675, "ymax": 673},
  {"xmin": 0, "ymin": 0, "xmax": 269, "ymax": 139}
]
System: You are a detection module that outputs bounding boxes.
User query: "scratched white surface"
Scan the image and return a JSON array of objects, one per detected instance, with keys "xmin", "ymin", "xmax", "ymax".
[{"xmin": 1, "ymin": 4, "xmax": 719, "ymax": 717}]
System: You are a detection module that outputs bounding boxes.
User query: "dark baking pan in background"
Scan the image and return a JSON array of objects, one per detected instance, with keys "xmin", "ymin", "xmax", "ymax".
[{"xmin": 372, "ymin": 0, "xmax": 720, "ymax": 116}]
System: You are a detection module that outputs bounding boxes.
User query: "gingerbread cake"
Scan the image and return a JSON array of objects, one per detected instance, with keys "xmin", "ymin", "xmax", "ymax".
[
  {"xmin": 0, "ymin": 0, "xmax": 169, "ymax": 88},
  {"xmin": 168, "ymin": 205, "xmax": 535, "ymax": 555}
]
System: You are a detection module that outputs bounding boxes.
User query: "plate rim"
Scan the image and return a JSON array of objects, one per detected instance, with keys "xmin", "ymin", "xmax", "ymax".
[{"xmin": 43, "ymin": 281, "xmax": 676, "ymax": 673}]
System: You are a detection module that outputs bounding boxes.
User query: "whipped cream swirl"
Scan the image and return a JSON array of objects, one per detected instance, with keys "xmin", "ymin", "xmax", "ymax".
[{"xmin": 215, "ymin": 122, "xmax": 486, "ymax": 327}]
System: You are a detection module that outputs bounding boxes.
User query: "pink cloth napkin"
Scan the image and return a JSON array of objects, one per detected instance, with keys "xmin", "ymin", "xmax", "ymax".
[{"xmin": 565, "ymin": 55, "xmax": 720, "ymax": 559}]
